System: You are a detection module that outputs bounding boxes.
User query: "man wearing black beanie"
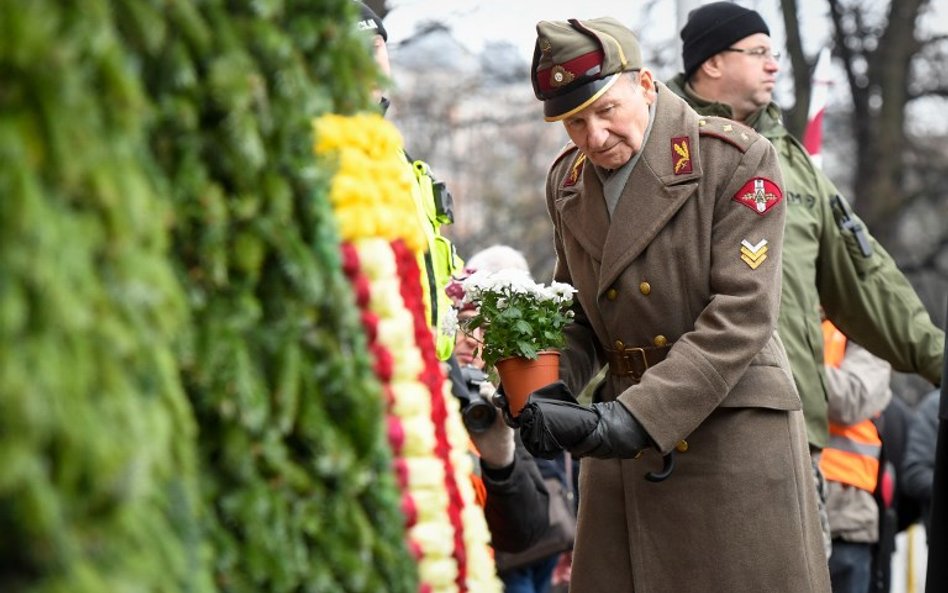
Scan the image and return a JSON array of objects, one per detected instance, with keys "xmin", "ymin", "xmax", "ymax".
[
  {"xmin": 680, "ymin": 1, "xmax": 769, "ymax": 81},
  {"xmin": 667, "ymin": 5, "xmax": 945, "ymax": 593}
]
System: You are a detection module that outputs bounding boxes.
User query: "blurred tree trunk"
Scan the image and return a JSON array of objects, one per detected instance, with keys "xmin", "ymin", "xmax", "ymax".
[
  {"xmin": 780, "ymin": 0, "xmax": 813, "ymax": 139},
  {"xmin": 781, "ymin": 0, "xmax": 931, "ymax": 244},
  {"xmin": 826, "ymin": 0, "xmax": 925, "ymax": 243}
]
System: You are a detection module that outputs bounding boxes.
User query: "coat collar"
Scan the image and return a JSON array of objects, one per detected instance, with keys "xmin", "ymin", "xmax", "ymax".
[
  {"xmin": 554, "ymin": 161, "xmax": 609, "ymax": 263},
  {"xmin": 553, "ymin": 83, "xmax": 703, "ymax": 296}
]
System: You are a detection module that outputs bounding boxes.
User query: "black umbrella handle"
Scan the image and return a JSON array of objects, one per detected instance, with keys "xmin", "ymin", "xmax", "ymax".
[{"xmin": 645, "ymin": 452, "xmax": 675, "ymax": 482}]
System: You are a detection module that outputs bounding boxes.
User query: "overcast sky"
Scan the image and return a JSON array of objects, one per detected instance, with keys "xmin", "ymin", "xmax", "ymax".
[{"xmin": 384, "ymin": 0, "xmax": 829, "ymax": 67}]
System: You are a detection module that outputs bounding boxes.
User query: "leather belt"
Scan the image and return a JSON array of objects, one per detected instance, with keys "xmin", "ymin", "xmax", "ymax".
[{"xmin": 604, "ymin": 344, "xmax": 672, "ymax": 380}]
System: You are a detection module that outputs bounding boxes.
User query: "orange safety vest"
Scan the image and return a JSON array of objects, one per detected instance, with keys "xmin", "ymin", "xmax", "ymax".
[{"xmin": 818, "ymin": 321, "xmax": 882, "ymax": 493}]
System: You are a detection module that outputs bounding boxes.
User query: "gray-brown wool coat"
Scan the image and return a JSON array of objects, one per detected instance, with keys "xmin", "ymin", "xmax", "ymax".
[{"xmin": 546, "ymin": 84, "xmax": 831, "ymax": 593}]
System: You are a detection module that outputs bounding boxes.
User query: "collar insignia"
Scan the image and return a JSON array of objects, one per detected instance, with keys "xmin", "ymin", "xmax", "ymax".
[
  {"xmin": 672, "ymin": 136, "xmax": 692, "ymax": 174},
  {"xmin": 563, "ymin": 153, "xmax": 587, "ymax": 187}
]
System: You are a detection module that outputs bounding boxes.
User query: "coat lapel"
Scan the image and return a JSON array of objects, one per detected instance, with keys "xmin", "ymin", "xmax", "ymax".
[
  {"xmin": 598, "ymin": 85, "xmax": 702, "ymax": 296},
  {"xmin": 554, "ymin": 164, "xmax": 609, "ymax": 263}
]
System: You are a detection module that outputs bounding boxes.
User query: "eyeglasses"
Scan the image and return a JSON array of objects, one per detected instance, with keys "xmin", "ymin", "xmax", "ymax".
[{"xmin": 722, "ymin": 46, "xmax": 782, "ymax": 61}]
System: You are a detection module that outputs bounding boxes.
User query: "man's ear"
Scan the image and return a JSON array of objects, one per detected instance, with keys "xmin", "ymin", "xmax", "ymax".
[
  {"xmin": 696, "ymin": 55, "xmax": 726, "ymax": 81},
  {"xmin": 639, "ymin": 69, "xmax": 657, "ymax": 103}
]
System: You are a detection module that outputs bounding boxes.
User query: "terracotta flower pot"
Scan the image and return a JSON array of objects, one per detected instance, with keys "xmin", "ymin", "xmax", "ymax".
[{"xmin": 495, "ymin": 350, "xmax": 560, "ymax": 416}]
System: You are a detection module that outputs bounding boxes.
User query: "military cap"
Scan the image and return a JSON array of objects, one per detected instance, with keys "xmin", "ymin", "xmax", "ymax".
[{"xmin": 531, "ymin": 17, "xmax": 642, "ymax": 122}]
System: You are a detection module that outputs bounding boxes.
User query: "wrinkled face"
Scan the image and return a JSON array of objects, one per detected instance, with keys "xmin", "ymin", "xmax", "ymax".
[
  {"xmin": 713, "ymin": 33, "xmax": 780, "ymax": 120},
  {"xmin": 562, "ymin": 70, "xmax": 656, "ymax": 170},
  {"xmin": 454, "ymin": 310, "xmax": 484, "ymax": 369}
]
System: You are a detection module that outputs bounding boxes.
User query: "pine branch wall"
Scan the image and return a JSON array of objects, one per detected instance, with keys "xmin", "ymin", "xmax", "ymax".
[{"xmin": 0, "ymin": 1, "xmax": 415, "ymax": 592}]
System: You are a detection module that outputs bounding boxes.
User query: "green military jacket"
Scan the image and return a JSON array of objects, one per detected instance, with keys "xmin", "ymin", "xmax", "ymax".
[{"xmin": 667, "ymin": 74, "xmax": 944, "ymax": 448}]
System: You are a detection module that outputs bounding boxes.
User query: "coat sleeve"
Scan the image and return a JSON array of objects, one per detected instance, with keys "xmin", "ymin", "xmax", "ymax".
[
  {"xmin": 824, "ymin": 342, "xmax": 892, "ymax": 424},
  {"xmin": 815, "ymin": 176, "xmax": 944, "ymax": 386},
  {"xmin": 621, "ymin": 134, "xmax": 789, "ymax": 453}
]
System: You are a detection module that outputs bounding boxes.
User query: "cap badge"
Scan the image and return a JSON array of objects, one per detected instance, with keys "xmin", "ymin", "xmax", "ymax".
[
  {"xmin": 671, "ymin": 136, "xmax": 692, "ymax": 174},
  {"xmin": 740, "ymin": 239, "xmax": 769, "ymax": 269},
  {"xmin": 733, "ymin": 177, "xmax": 783, "ymax": 215},
  {"xmin": 539, "ymin": 37, "xmax": 552, "ymax": 54},
  {"xmin": 550, "ymin": 65, "xmax": 575, "ymax": 87},
  {"xmin": 563, "ymin": 153, "xmax": 587, "ymax": 187}
]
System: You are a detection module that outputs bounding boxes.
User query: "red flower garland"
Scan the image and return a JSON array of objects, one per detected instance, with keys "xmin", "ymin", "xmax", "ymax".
[{"xmin": 391, "ymin": 239, "xmax": 468, "ymax": 592}]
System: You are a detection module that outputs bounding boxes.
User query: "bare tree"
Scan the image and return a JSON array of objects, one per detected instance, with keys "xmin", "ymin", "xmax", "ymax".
[{"xmin": 781, "ymin": 0, "xmax": 948, "ymax": 247}]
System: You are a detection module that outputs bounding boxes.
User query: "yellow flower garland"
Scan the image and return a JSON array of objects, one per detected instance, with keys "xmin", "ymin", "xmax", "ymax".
[
  {"xmin": 314, "ymin": 114, "xmax": 426, "ymax": 253},
  {"xmin": 317, "ymin": 110, "xmax": 501, "ymax": 593}
]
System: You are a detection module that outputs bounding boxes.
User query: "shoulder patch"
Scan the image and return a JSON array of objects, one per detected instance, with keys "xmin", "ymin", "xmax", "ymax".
[
  {"xmin": 733, "ymin": 177, "xmax": 783, "ymax": 215},
  {"xmin": 698, "ymin": 116, "xmax": 756, "ymax": 153}
]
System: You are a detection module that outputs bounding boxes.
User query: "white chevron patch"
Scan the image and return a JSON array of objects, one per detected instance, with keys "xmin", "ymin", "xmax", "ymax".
[{"xmin": 741, "ymin": 239, "xmax": 768, "ymax": 252}]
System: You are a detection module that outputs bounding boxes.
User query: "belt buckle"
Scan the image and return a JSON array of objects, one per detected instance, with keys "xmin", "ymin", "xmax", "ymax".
[{"xmin": 620, "ymin": 347, "xmax": 649, "ymax": 379}]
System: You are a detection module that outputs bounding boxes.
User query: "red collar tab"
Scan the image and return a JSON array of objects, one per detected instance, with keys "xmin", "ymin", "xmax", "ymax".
[
  {"xmin": 563, "ymin": 153, "xmax": 587, "ymax": 187},
  {"xmin": 671, "ymin": 136, "xmax": 692, "ymax": 175}
]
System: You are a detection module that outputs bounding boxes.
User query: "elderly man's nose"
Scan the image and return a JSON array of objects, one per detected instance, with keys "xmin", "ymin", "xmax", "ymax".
[{"xmin": 587, "ymin": 121, "xmax": 610, "ymax": 147}]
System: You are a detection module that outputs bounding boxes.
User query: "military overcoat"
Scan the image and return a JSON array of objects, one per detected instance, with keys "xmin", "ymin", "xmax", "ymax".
[{"xmin": 547, "ymin": 84, "xmax": 830, "ymax": 593}]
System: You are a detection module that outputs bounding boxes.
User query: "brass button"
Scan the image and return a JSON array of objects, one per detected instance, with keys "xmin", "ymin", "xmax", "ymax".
[
  {"xmin": 614, "ymin": 339, "xmax": 624, "ymax": 350},
  {"xmin": 639, "ymin": 281, "xmax": 651, "ymax": 295},
  {"xmin": 653, "ymin": 335, "xmax": 668, "ymax": 347},
  {"xmin": 606, "ymin": 288, "xmax": 618, "ymax": 301},
  {"xmin": 675, "ymin": 440, "xmax": 689, "ymax": 453}
]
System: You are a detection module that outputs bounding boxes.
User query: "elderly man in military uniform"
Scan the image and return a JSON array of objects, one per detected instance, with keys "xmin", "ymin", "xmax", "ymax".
[{"xmin": 499, "ymin": 16, "xmax": 831, "ymax": 593}]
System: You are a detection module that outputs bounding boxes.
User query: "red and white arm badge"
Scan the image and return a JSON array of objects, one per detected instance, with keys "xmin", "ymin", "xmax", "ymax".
[{"xmin": 732, "ymin": 177, "xmax": 782, "ymax": 215}]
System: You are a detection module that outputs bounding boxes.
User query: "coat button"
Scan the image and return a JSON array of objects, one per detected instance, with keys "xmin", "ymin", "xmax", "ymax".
[
  {"xmin": 614, "ymin": 339, "xmax": 624, "ymax": 350},
  {"xmin": 653, "ymin": 335, "xmax": 668, "ymax": 347},
  {"xmin": 639, "ymin": 281, "xmax": 651, "ymax": 295},
  {"xmin": 676, "ymin": 440, "xmax": 689, "ymax": 453},
  {"xmin": 606, "ymin": 288, "xmax": 618, "ymax": 301}
]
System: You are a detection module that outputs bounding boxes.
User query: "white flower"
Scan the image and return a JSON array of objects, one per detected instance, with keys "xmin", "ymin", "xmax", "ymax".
[
  {"xmin": 457, "ymin": 269, "xmax": 577, "ymax": 367},
  {"xmin": 440, "ymin": 306, "xmax": 459, "ymax": 336}
]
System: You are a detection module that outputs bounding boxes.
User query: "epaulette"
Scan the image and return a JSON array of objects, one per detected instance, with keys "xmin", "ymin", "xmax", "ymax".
[{"xmin": 697, "ymin": 116, "xmax": 756, "ymax": 153}]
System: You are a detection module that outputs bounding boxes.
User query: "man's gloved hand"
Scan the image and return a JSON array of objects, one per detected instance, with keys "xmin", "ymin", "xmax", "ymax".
[
  {"xmin": 494, "ymin": 381, "xmax": 653, "ymax": 460},
  {"xmin": 469, "ymin": 382, "xmax": 516, "ymax": 469}
]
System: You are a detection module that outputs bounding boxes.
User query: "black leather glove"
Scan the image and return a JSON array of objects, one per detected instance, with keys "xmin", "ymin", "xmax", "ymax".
[{"xmin": 495, "ymin": 381, "xmax": 653, "ymax": 460}]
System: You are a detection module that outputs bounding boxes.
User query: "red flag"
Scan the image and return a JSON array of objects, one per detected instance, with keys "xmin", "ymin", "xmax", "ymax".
[{"xmin": 802, "ymin": 47, "xmax": 833, "ymax": 166}]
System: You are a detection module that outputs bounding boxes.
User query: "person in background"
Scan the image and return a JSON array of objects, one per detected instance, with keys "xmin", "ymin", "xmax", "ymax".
[
  {"xmin": 902, "ymin": 388, "xmax": 941, "ymax": 540},
  {"xmin": 354, "ymin": 0, "xmax": 461, "ymax": 361},
  {"xmin": 869, "ymin": 394, "xmax": 919, "ymax": 593},
  {"xmin": 454, "ymin": 245, "xmax": 574, "ymax": 593},
  {"xmin": 501, "ymin": 15, "xmax": 829, "ymax": 593},
  {"xmin": 353, "ymin": 1, "xmax": 550, "ymax": 554},
  {"xmin": 666, "ymin": 0, "xmax": 945, "ymax": 555},
  {"xmin": 820, "ymin": 322, "xmax": 891, "ymax": 593}
]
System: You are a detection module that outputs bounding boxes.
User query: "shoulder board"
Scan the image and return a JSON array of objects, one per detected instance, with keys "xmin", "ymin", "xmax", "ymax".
[{"xmin": 697, "ymin": 116, "xmax": 756, "ymax": 153}]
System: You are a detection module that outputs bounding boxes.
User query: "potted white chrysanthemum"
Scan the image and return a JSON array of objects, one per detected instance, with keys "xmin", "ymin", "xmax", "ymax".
[{"xmin": 459, "ymin": 269, "xmax": 576, "ymax": 415}]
